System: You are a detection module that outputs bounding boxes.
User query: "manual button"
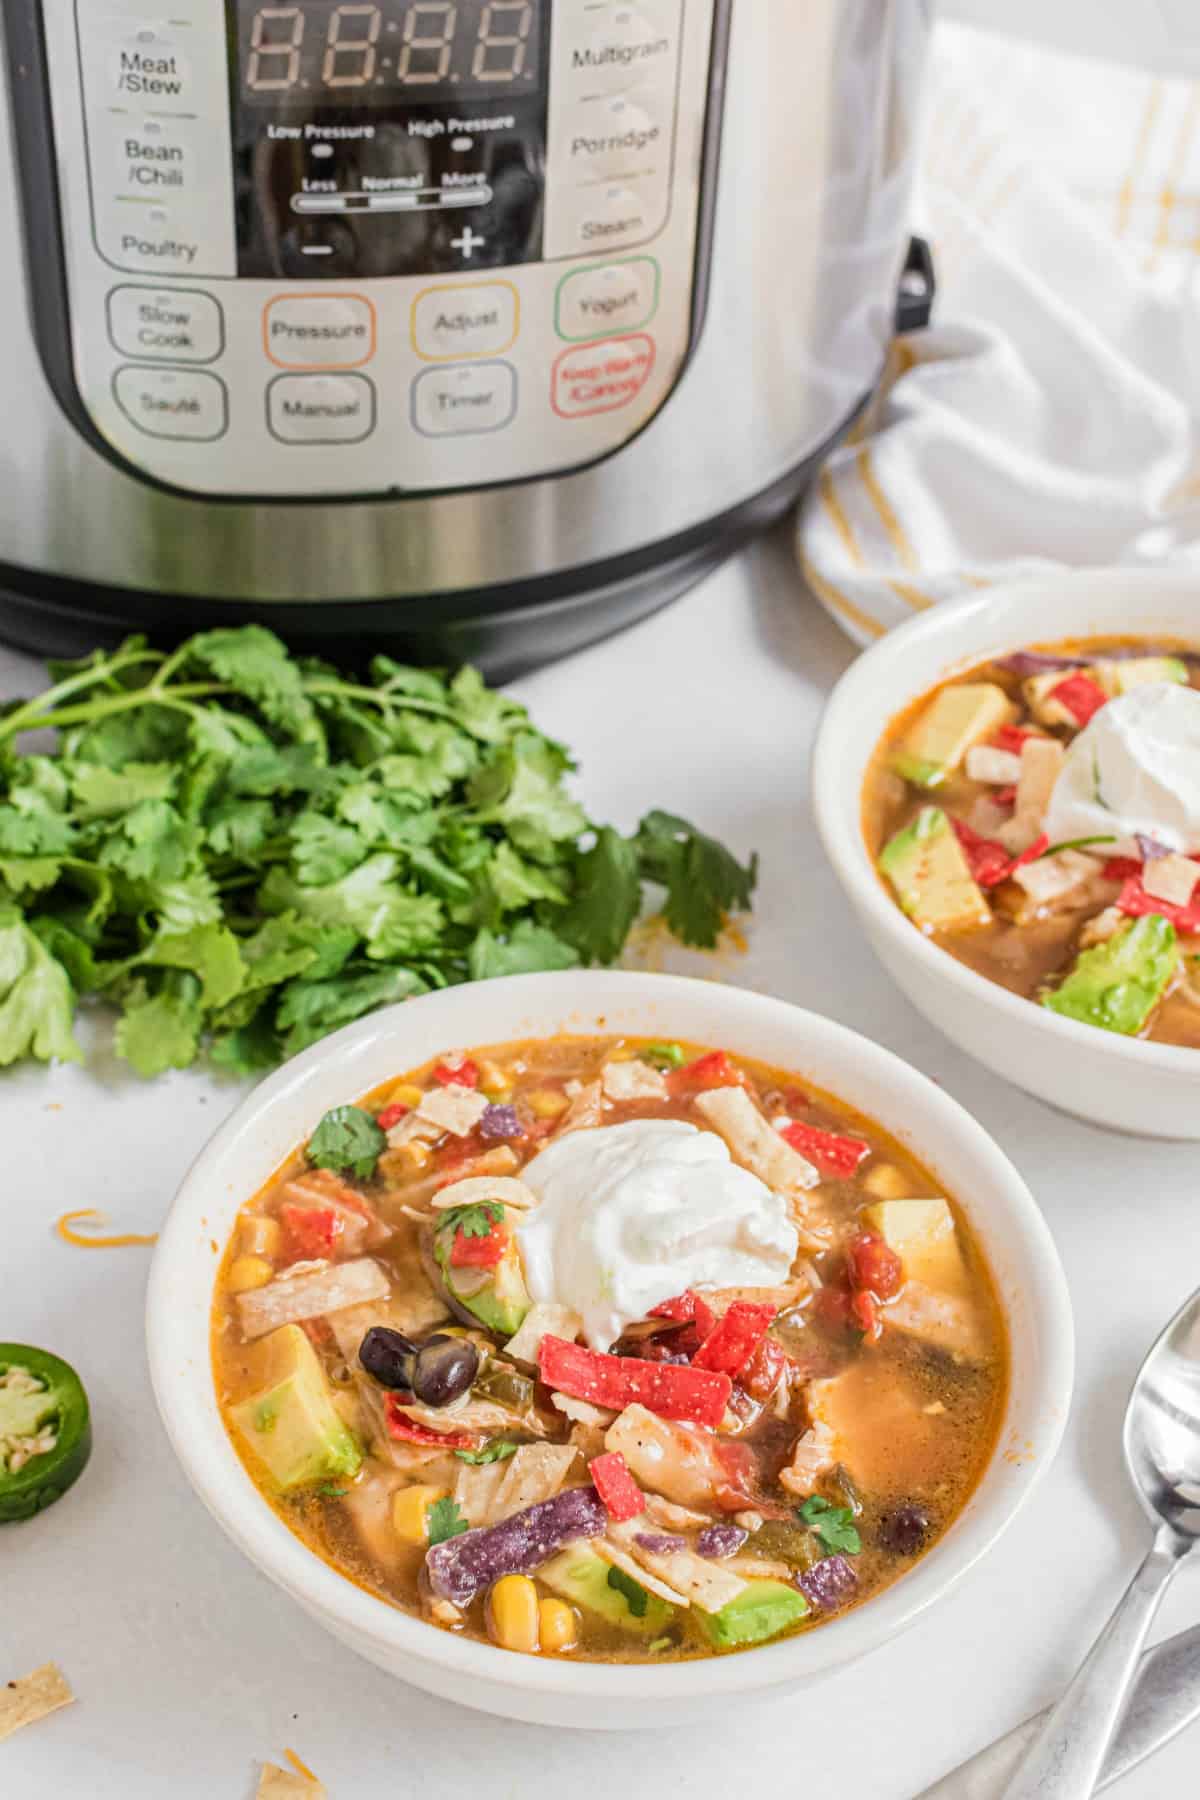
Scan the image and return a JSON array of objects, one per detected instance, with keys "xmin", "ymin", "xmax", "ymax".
[
  {"xmin": 268, "ymin": 374, "xmax": 377, "ymax": 445},
  {"xmin": 113, "ymin": 365, "xmax": 227, "ymax": 441},
  {"xmin": 107, "ymin": 285, "xmax": 223, "ymax": 363}
]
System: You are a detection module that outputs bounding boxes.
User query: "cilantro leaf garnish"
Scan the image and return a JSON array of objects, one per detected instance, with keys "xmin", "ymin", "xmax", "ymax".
[
  {"xmin": 454, "ymin": 1440, "xmax": 520, "ymax": 1466},
  {"xmin": 307, "ymin": 1105, "xmax": 387, "ymax": 1181},
  {"xmin": 606, "ymin": 1565, "xmax": 650, "ymax": 1618},
  {"xmin": 797, "ymin": 1496, "xmax": 862, "ymax": 1556},
  {"xmin": 427, "ymin": 1497, "xmax": 470, "ymax": 1547},
  {"xmin": 440, "ymin": 1202, "xmax": 505, "ymax": 1240},
  {"xmin": 634, "ymin": 810, "xmax": 759, "ymax": 949}
]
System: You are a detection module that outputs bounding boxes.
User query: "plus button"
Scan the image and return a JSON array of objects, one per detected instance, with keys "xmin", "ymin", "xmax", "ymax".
[{"xmin": 451, "ymin": 226, "xmax": 486, "ymax": 260}]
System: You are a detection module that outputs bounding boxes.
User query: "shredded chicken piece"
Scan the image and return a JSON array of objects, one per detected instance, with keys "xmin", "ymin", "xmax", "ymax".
[
  {"xmin": 236, "ymin": 1258, "xmax": 389, "ymax": 1340},
  {"xmin": 391, "ymin": 1392, "xmax": 544, "ymax": 1437},
  {"xmin": 554, "ymin": 1078, "xmax": 605, "ymax": 1135},
  {"xmin": 605, "ymin": 1404, "xmax": 726, "ymax": 1509},
  {"xmin": 886, "ymin": 1281, "xmax": 985, "ymax": 1359},
  {"xmin": 1079, "ymin": 904, "xmax": 1128, "ymax": 949},
  {"xmin": 607, "ymin": 1519, "xmax": 746, "ymax": 1613},
  {"xmin": 644, "ymin": 1494, "xmax": 714, "ymax": 1531},
  {"xmin": 601, "ymin": 1059, "xmax": 669, "ymax": 1102},
  {"xmin": 549, "ymin": 1389, "xmax": 615, "ymax": 1429},
  {"xmin": 734, "ymin": 1510, "xmax": 764, "ymax": 1533},
  {"xmin": 429, "ymin": 1175, "xmax": 539, "ymax": 1212},
  {"xmin": 729, "ymin": 1555, "xmax": 794, "ymax": 1581},
  {"xmin": 779, "ymin": 1419, "xmax": 838, "ymax": 1496},
  {"xmin": 429, "ymin": 1598, "xmax": 465, "ymax": 1628},
  {"xmin": 1010, "ymin": 849, "xmax": 1100, "ymax": 911}
]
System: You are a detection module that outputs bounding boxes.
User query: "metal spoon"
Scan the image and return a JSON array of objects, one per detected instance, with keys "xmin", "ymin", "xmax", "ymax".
[{"xmin": 1000, "ymin": 1287, "xmax": 1200, "ymax": 1800}]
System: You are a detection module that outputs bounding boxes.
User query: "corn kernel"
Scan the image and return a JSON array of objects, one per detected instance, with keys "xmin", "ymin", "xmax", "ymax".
[
  {"xmin": 385, "ymin": 1082, "xmax": 425, "ymax": 1110},
  {"xmin": 391, "ymin": 1484, "xmax": 447, "ymax": 1546},
  {"xmin": 488, "ymin": 1575, "xmax": 541, "ymax": 1654},
  {"xmin": 538, "ymin": 1597, "xmax": 577, "ymax": 1655},
  {"xmin": 383, "ymin": 1139, "xmax": 432, "ymax": 1176},
  {"xmin": 477, "ymin": 1059, "xmax": 510, "ymax": 1096},
  {"xmin": 227, "ymin": 1255, "xmax": 275, "ymax": 1293},
  {"xmin": 473, "ymin": 1146, "xmax": 520, "ymax": 1176},
  {"xmin": 239, "ymin": 1214, "xmax": 281, "ymax": 1259},
  {"xmin": 605, "ymin": 1042, "xmax": 636, "ymax": 1062},
  {"xmin": 526, "ymin": 1088, "xmax": 569, "ymax": 1120},
  {"xmin": 862, "ymin": 1163, "xmax": 915, "ymax": 1200}
]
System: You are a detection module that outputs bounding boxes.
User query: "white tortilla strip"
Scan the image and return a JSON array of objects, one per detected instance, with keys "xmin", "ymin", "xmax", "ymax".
[
  {"xmin": 693, "ymin": 1087, "xmax": 819, "ymax": 1194},
  {"xmin": 644, "ymin": 1493, "xmax": 712, "ymax": 1531},
  {"xmin": 593, "ymin": 1537, "xmax": 691, "ymax": 1607},
  {"xmin": 609, "ymin": 1519, "xmax": 746, "ymax": 1613},
  {"xmin": 430, "ymin": 1175, "xmax": 538, "ymax": 1212},
  {"xmin": 492, "ymin": 1443, "xmax": 579, "ymax": 1517},
  {"xmin": 602, "ymin": 1060, "xmax": 669, "ymax": 1102},
  {"xmin": 0, "ymin": 1663, "xmax": 75, "ymax": 1742},
  {"xmin": 506, "ymin": 1303, "xmax": 584, "ymax": 1367},
  {"xmin": 550, "ymin": 1390, "xmax": 616, "ymax": 1430},
  {"xmin": 416, "ymin": 1086, "xmax": 490, "ymax": 1136},
  {"xmin": 557, "ymin": 1079, "xmax": 604, "ymax": 1134},
  {"xmin": 257, "ymin": 1765, "xmax": 326, "ymax": 1799},
  {"xmin": 453, "ymin": 1459, "xmax": 510, "ymax": 1525},
  {"xmin": 237, "ymin": 1257, "xmax": 389, "ymax": 1339}
]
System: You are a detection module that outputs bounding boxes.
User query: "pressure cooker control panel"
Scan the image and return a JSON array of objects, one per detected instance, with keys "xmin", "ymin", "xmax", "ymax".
[{"xmin": 36, "ymin": 0, "xmax": 721, "ymax": 498}]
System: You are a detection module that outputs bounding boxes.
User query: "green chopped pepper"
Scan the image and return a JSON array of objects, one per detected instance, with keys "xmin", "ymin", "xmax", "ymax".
[{"xmin": 0, "ymin": 1345, "xmax": 91, "ymax": 1522}]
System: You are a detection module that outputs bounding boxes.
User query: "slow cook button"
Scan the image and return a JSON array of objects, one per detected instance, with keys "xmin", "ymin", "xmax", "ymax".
[
  {"xmin": 267, "ymin": 373, "xmax": 376, "ymax": 444},
  {"xmin": 113, "ymin": 365, "xmax": 228, "ymax": 441},
  {"xmin": 551, "ymin": 333, "xmax": 656, "ymax": 419},
  {"xmin": 556, "ymin": 257, "xmax": 660, "ymax": 340},
  {"xmin": 412, "ymin": 362, "xmax": 518, "ymax": 437},
  {"xmin": 263, "ymin": 294, "xmax": 376, "ymax": 368},
  {"xmin": 411, "ymin": 281, "xmax": 519, "ymax": 361},
  {"xmin": 107, "ymin": 285, "xmax": 224, "ymax": 362}
]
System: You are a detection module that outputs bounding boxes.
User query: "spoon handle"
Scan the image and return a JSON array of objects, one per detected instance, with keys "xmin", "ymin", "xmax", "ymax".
[{"xmin": 1000, "ymin": 1528, "xmax": 1189, "ymax": 1800}]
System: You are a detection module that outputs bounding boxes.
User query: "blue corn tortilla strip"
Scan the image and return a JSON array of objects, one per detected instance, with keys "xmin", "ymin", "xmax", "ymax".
[{"xmin": 425, "ymin": 1484, "xmax": 608, "ymax": 1606}]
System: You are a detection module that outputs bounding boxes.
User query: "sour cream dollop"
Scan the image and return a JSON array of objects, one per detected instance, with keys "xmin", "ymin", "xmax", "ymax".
[
  {"xmin": 1043, "ymin": 682, "xmax": 1200, "ymax": 858},
  {"xmin": 517, "ymin": 1119, "xmax": 799, "ymax": 1352}
]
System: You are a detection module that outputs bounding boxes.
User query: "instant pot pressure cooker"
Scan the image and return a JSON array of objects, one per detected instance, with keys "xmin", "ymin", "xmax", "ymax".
[{"xmin": 0, "ymin": 2, "xmax": 928, "ymax": 673}]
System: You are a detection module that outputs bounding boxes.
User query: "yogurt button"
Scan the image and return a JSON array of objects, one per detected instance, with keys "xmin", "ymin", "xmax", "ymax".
[{"xmin": 556, "ymin": 257, "xmax": 660, "ymax": 340}]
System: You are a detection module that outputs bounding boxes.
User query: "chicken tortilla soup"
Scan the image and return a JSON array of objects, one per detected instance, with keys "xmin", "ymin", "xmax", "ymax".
[{"xmin": 212, "ymin": 1037, "xmax": 1007, "ymax": 1662}]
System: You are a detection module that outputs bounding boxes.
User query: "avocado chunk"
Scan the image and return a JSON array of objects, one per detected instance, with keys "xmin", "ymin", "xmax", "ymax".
[
  {"xmin": 1041, "ymin": 915, "xmax": 1178, "ymax": 1036},
  {"xmin": 229, "ymin": 1323, "xmax": 362, "ymax": 1493},
  {"xmin": 879, "ymin": 808, "xmax": 991, "ymax": 933},
  {"xmin": 699, "ymin": 1579, "xmax": 809, "ymax": 1650},
  {"xmin": 540, "ymin": 1548, "xmax": 675, "ymax": 1635},
  {"xmin": 433, "ymin": 1214, "xmax": 532, "ymax": 1338},
  {"xmin": 892, "ymin": 684, "xmax": 1012, "ymax": 789},
  {"xmin": 863, "ymin": 1198, "xmax": 966, "ymax": 1293},
  {"xmin": 1101, "ymin": 656, "xmax": 1188, "ymax": 696}
]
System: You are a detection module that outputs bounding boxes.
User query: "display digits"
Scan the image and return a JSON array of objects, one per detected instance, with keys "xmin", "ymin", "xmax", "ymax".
[
  {"xmin": 247, "ymin": 4, "xmax": 306, "ymax": 91},
  {"xmin": 397, "ymin": 2, "xmax": 458, "ymax": 83},
  {"xmin": 472, "ymin": 1, "xmax": 533, "ymax": 82},
  {"xmin": 322, "ymin": 4, "xmax": 383, "ymax": 86}
]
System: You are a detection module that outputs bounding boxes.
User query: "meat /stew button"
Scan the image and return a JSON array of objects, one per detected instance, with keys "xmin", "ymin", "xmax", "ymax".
[{"xmin": 551, "ymin": 334, "xmax": 657, "ymax": 419}]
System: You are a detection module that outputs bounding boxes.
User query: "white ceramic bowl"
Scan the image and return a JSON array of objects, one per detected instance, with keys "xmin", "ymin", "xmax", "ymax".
[
  {"xmin": 147, "ymin": 971, "xmax": 1073, "ymax": 1729},
  {"xmin": 814, "ymin": 568, "xmax": 1200, "ymax": 1140}
]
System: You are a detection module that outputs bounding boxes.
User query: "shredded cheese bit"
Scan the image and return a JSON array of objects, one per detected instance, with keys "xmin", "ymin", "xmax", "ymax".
[
  {"xmin": 55, "ymin": 1209, "xmax": 158, "ymax": 1249},
  {"xmin": 284, "ymin": 1748, "xmax": 320, "ymax": 1783}
]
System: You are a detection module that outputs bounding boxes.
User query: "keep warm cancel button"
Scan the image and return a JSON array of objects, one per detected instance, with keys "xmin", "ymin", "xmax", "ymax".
[{"xmin": 551, "ymin": 334, "xmax": 656, "ymax": 418}]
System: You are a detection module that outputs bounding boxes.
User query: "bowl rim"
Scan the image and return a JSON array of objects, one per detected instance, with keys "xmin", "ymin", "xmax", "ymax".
[
  {"xmin": 812, "ymin": 567, "xmax": 1200, "ymax": 1081},
  {"xmin": 147, "ymin": 970, "xmax": 1074, "ymax": 1706}
]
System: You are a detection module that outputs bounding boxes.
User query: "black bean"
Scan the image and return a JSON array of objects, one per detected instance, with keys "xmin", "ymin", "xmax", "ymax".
[
  {"xmin": 411, "ymin": 1335, "xmax": 480, "ymax": 1408},
  {"xmin": 359, "ymin": 1327, "xmax": 417, "ymax": 1391},
  {"xmin": 879, "ymin": 1503, "xmax": 931, "ymax": 1556}
]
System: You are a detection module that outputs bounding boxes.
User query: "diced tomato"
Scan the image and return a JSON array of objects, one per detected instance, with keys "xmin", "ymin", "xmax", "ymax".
[
  {"xmin": 589, "ymin": 1451, "xmax": 645, "ymax": 1522},
  {"xmin": 851, "ymin": 1289, "xmax": 882, "ymax": 1343},
  {"xmin": 847, "ymin": 1231, "xmax": 904, "ymax": 1300},
  {"xmin": 433, "ymin": 1058, "xmax": 480, "ymax": 1088},
  {"xmin": 740, "ymin": 1335, "xmax": 790, "ymax": 1402},
  {"xmin": 992, "ymin": 784, "xmax": 1018, "ymax": 810},
  {"xmin": 951, "ymin": 819, "xmax": 1016, "ymax": 889},
  {"xmin": 1103, "ymin": 857, "xmax": 1143, "ymax": 883},
  {"xmin": 1012, "ymin": 834, "xmax": 1049, "ymax": 870},
  {"xmin": 383, "ymin": 1395, "xmax": 477, "ymax": 1449},
  {"xmin": 1049, "ymin": 672, "xmax": 1107, "ymax": 727},
  {"xmin": 1117, "ymin": 876, "xmax": 1200, "ymax": 933},
  {"xmin": 279, "ymin": 1203, "xmax": 339, "ymax": 1262},
  {"xmin": 694, "ymin": 1302, "xmax": 777, "ymax": 1378},
  {"xmin": 376, "ymin": 1102, "xmax": 409, "ymax": 1131},
  {"xmin": 651, "ymin": 1290, "xmax": 718, "ymax": 1340},
  {"xmin": 780, "ymin": 1119, "xmax": 871, "ymax": 1179},
  {"xmin": 992, "ymin": 724, "xmax": 1039, "ymax": 755},
  {"xmin": 538, "ymin": 1335, "xmax": 732, "ymax": 1428},
  {"xmin": 670, "ymin": 1050, "xmax": 742, "ymax": 1093},
  {"xmin": 449, "ymin": 1220, "xmax": 508, "ymax": 1268}
]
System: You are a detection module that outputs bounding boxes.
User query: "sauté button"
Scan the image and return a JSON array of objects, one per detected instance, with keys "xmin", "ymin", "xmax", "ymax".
[
  {"xmin": 267, "ymin": 373, "xmax": 377, "ymax": 444},
  {"xmin": 412, "ymin": 362, "xmax": 518, "ymax": 437},
  {"xmin": 411, "ymin": 281, "xmax": 519, "ymax": 361},
  {"xmin": 113, "ymin": 365, "xmax": 228, "ymax": 441},
  {"xmin": 556, "ymin": 257, "xmax": 660, "ymax": 341},
  {"xmin": 551, "ymin": 334, "xmax": 656, "ymax": 418},
  {"xmin": 263, "ymin": 294, "xmax": 376, "ymax": 368},
  {"xmin": 107, "ymin": 285, "xmax": 224, "ymax": 363}
]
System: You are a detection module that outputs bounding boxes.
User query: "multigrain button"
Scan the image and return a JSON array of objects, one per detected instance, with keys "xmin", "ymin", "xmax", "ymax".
[
  {"xmin": 551, "ymin": 334, "xmax": 656, "ymax": 418},
  {"xmin": 113, "ymin": 365, "xmax": 228, "ymax": 441},
  {"xmin": 412, "ymin": 362, "xmax": 518, "ymax": 437},
  {"xmin": 556, "ymin": 257, "xmax": 660, "ymax": 340},
  {"xmin": 411, "ymin": 281, "xmax": 519, "ymax": 361},
  {"xmin": 267, "ymin": 373, "xmax": 377, "ymax": 444},
  {"xmin": 263, "ymin": 294, "xmax": 376, "ymax": 368},
  {"xmin": 107, "ymin": 286, "xmax": 224, "ymax": 362}
]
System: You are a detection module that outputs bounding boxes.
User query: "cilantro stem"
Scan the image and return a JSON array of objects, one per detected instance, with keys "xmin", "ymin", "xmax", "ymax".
[
  {"xmin": 0, "ymin": 684, "xmax": 233, "ymax": 743},
  {"xmin": 0, "ymin": 647, "xmax": 164, "ymax": 739},
  {"xmin": 301, "ymin": 679, "xmax": 472, "ymax": 731}
]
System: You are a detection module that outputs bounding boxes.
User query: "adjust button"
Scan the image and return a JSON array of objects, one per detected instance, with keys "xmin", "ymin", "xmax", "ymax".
[
  {"xmin": 411, "ymin": 281, "xmax": 519, "ymax": 361},
  {"xmin": 267, "ymin": 373, "xmax": 377, "ymax": 445},
  {"xmin": 263, "ymin": 294, "xmax": 376, "ymax": 369},
  {"xmin": 556, "ymin": 257, "xmax": 660, "ymax": 341},
  {"xmin": 551, "ymin": 334, "xmax": 656, "ymax": 419},
  {"xmin": 412, "ymin": 362, "xmax": 518, "ymax": 437},
  {"xmin": 113, "ymin": 365, "xmax": 228, "ymax": 441},
  {"xmin": 107, "ymin": 285, "xmax": 224, "ymax": 363}
]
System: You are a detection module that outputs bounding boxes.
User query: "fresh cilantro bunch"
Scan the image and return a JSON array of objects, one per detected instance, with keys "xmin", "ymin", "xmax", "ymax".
[{"xmin": 0, "ymin": 628, "xmax": 756, "ymax": 1077}]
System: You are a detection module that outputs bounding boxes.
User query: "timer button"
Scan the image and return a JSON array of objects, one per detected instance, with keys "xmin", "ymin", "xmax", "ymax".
[
  {"xmin": 263, "ymin": 294, "xmax": 376, "ymax": 369},
  {"xmin": 267, "ymin": 374, "xmax": 377, "ymax": 445},
  {"xmin": 412, "ymin": 362, "xmax": 518, "ymax": 438},
  {"xmin": 107, "ymin": 286, "xmax": 224, "ymax": 363},
  {"xmin": 411, "ymin": 281, "xmax": 520, "ymax": 361},
  {"xmin": 113, "ymin": 365, "xmax": 228, "ymax": 441},
  {"xmin": 555, "ymin": 257, "xmax": 660, "ymax": 341}
]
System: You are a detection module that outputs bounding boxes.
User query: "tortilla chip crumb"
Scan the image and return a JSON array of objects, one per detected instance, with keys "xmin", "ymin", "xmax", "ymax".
[
  {"xmin": 285, "ymin": 1748, "xmax": 320, "ymax": 1784},
  {"xmin": 257, "ymin": 1762, "xmax": 326, "ymax": 1799},
  {"xmin": 0, "ymin": 1664, "xmax": 75, "ymax": 1742}
]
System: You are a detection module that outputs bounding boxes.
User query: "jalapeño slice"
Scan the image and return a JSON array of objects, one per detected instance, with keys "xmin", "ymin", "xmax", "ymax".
[{"xmin": 0, "ymin": 1345, "xmax": 91, "ymax": 1523}]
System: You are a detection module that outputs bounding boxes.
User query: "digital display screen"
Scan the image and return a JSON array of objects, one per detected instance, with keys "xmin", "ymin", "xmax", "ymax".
[{"xmin": 236, "ymin": 1, "xmax": 542, "ymax": 105}]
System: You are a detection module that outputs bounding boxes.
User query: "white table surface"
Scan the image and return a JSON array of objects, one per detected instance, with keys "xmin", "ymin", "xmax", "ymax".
[{"xmin": 4, "ymin": 526, "xmax": 1200, "ymax": 1800}]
